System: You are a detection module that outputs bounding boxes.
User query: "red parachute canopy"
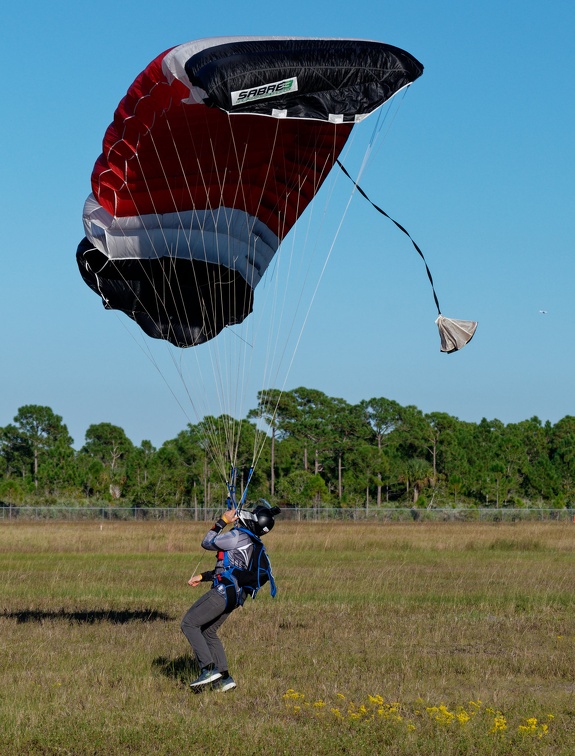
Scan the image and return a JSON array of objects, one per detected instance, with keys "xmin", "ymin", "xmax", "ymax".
[{"xmin": 77, "ymin": 37, "xmax": 423, "ymax": 346}]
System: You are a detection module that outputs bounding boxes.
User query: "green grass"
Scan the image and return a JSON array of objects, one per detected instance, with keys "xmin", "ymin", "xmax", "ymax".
[{"xmin": 1, "ymin": 520, "xmax": 574, "ymax": 754}]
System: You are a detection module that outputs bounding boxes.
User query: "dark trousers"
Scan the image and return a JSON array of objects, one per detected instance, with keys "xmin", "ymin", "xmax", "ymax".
[{"xmin": 181, "ymin": 588, "xmax": 232, "ymax": 671}]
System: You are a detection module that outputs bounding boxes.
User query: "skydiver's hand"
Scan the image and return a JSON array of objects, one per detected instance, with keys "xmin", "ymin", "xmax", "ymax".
[
  {"xmin": 222, "ymin": 508, "xmax": 238, "ymax": 525},
  {"xmin": 188, "ymin": 574, "xmax": 203, "ymax": 587}
]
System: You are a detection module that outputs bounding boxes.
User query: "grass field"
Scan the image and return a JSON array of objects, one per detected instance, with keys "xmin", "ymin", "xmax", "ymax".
[{"xmin": 1, "ymin": 520, "xmax": 574, "ymax": 754}]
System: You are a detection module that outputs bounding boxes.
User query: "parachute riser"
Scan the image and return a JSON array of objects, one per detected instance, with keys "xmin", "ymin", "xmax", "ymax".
[
  {"xmin": 237, "ymin": 466, "xmax": 255, "ymax": 516},
  {"xmin": 226, "ymin": 466, "xmax": 238, "ymax": 511},
  {"xmin": 226, "ymin": 465, "xmax": 255, "ymax": 517}
]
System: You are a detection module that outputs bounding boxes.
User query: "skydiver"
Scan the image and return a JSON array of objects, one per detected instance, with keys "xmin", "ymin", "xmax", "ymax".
[{"xmin": 181, "ymin": 501, "xmax": 280, "ymax": 692}]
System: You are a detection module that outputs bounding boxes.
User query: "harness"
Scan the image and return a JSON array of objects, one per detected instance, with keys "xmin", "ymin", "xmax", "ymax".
[{"xmin": 213, "ymin": 527, "xmax": 277, "ymax": 610}]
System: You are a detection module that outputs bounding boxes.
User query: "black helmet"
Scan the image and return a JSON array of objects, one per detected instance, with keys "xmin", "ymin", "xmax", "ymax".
[{"xmin": 239, "ymin": 499, "xmax": 281, "ymax": 536}]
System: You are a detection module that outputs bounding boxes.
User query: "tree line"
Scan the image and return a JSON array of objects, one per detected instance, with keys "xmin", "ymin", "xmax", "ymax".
[{"xmin": 1, "ymin": 389, "xmax": 574, "ymax": 509}]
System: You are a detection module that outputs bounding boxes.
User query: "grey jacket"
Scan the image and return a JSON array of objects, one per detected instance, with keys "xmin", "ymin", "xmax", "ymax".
[{"xmin": 200, "ymin": 520, "xmax": 255, "ymax": 582}]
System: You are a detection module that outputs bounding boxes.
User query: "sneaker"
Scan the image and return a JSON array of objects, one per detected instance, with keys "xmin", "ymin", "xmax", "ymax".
[
  {"xmin": 212, "ymin": 674, "xmax": 236, "ymax": 692},
  {"xmin": 190, "ymin": 667, "xmax": 222, "ymax": 688}
]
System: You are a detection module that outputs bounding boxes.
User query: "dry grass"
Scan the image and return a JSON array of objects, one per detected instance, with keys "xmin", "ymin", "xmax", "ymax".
[{"xmin": 1, "ymin": 520, "xmax": 574, "ymax": 754}]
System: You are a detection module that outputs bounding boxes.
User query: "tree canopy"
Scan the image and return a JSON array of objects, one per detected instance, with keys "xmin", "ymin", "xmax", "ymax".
[{"xmin": 0, "ymin": 393, "xmax": 573, "ymax": 510}]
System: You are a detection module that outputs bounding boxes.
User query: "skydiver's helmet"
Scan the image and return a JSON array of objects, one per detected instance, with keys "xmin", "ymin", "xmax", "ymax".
[{"xmin": 238, "ymin": 499, "xmax": 281, "ymax": 536}]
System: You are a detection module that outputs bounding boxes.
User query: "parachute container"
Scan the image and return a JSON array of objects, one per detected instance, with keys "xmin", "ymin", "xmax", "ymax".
[{"xmin": 77, "ymin": 36, "xmax": 423, "ymax": 347}]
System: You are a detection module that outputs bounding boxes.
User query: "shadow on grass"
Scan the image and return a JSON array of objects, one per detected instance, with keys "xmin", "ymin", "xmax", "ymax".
[
  {"xmin": 152, "ymin": 654, "xmax": 199, "ymax": 685},
  {"xmin": 0, "ymin": 608, "xmax": 173, "ymax": 624}
]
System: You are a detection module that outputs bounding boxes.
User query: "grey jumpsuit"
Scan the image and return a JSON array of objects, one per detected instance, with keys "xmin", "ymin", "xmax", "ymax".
[{"xmin": 181, "ymin": 519, "xmax": 254, "ymax": 672}]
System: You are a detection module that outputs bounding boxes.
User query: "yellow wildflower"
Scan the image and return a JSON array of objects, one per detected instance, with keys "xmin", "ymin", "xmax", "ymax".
[
  {"xmin": 456, "ymin": 710, "xmax": 471, "ymax": 725},
  {"xmin": 518, "ymin": 717, "xmax": 549, "ymax": 737},
  {"xmin": 368, "ymin": 694, "xmax": 384, "ymax": 706},
  {"xmin": 518, "ymin": 717, "xmax": 538, "ymax": 733},
  {"xmin": 523, "ymin": 718, "xmax": 548, "ymax": 737},
  {"xmin": 491, "ymin": 714, "xmax": 507, "ymax": 733},
  {"xmin": 283, "ymin": 690, "xmax": 305, "ymax": 701},
  {"xmin": 426, "ymin": 704, "xmax": 456, "ymax": 726}
]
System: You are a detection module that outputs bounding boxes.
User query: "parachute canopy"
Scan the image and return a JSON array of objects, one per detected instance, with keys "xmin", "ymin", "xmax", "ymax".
[
  {"xmin": 436, "ymin": 316, "xmax": 478, "ymax": 353},
  {"xmin": 77, "ymin": 36, "xmax": 423, "ymax": 347}
]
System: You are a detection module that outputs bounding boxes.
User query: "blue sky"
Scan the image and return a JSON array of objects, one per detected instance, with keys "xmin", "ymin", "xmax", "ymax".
[{"xmin": 1, "ymin": 1, "xmax": 573, "ymax": 449}]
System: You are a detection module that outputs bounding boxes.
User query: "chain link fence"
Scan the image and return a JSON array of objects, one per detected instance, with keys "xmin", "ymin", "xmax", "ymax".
[{"xmin": 1, "ymin": 505, "xmax": 573, "ymax": 523}]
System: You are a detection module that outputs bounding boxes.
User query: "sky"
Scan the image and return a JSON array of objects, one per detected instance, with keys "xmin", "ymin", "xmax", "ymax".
[{"xmin": 1, "ymin": 1, "xmax": 574, "ymax": 450}]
